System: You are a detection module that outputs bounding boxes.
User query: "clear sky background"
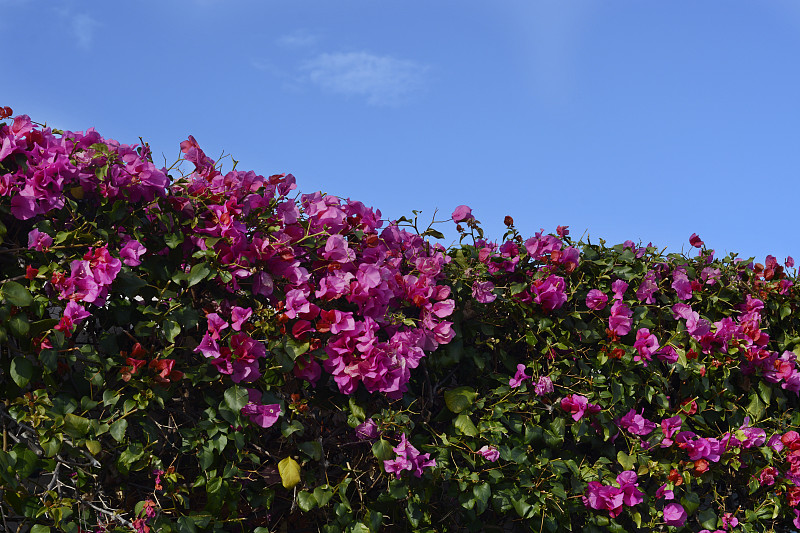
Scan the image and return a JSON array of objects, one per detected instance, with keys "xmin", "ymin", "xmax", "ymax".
[{"xmin": 2, "ymin": 1, "xmax": 799, "ymax": 265}]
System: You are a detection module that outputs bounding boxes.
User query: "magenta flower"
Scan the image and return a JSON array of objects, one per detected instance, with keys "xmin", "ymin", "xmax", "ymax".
[
  {"xmin": 532, "ymin": 274, "xmax": 567, "ymax": 312},
  {"xmin": 635, "ymin": 271, "xmax": 659, "ymax": 304},
  {"xmin": 477, "ymin": 445, "xmax": 500, "ymax": 462},
  {"xmin": 54, "ymin": 301, "xmax": 92, "ymax": 336},
  {"xmin": 383, "ymin": 434, "xmax": 436, "ymax": 479},
  {"xmin": 672, "ymin": 268, "xmax": 693, "ymax": 300},
  {"xmin": 633, "ymin": 328, "xmax": 659, "ymax": 365},
  {"xmin": 206, "ymin": 313, "xmax": 229, "ymax": 340},
  {"xmin": 356, "ymin": 419, "xmax": 379, "ymax": 440},
  {"xmin": 322, "ymin": 234, "xmax": 356, "ymax": 263},
  {"xmin": 660, "ymin": 415, "xmax": 682, "ymax": 447},
  {"xmin": 451, "ymin": 205, "xmax": 473, "ymax": 223},
  {"xmin": 534, "ymin": 375, "xmax": 554, "ymax": 396},
  {"xmin": 617, "ymin": 409, "xmax": 657, "ymax": 436},
  {"xmin": 472, "ymin": 280, "xmax": 497, "ymax": 303},
  {"xmin": 608, "ymin": 301, "xmax": 633, "ymax": 336},
  {"xmin": 689, "ymin": 233, "xmax": 704, "ymax": 248},
  {"xmin": 657, "ymin": 345, "xmax": 679, "ymax": 365},
  {"xmin": 656, "ymin": 483, "xmax": 674, "ymax": 500},
  {"xmin": 230, "ymin": 306, "xmax": 252, "ymax": 331},
  {"xmin": 611, "ymin": 279, "xmax": 628, "ymax": 300},
  {"xmin": 119, "ymin": 239, "xmax": 146, "ymax": 266},
  {"xmin": 585, "ymin": 289, "xmax": 608, "ymax": 311},
  {"xmin": 663, "ymin": 503, "xmax": 687, "ymax": 526},
  {"xmin": 560, "ymin": 394, "xmax": 601, "ymax": 421},
  {"xmin": 27, "ymin": 229, "xmax": 53, "ymax": 251},
  {"xmin": 241, "ymin": 402, "xmax": 281, "ymax": 428},
  {"xmin": 509, "ymin": 364, "xmax": 531, "ymax": 388}
]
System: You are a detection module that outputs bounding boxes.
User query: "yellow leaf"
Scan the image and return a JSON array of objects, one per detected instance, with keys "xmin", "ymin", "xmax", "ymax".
[{"xmin": 278, "ymin": 457, "xmax": 301, "ymax": 489}]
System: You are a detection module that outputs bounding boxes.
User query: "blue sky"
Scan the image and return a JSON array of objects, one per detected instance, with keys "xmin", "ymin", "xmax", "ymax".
[{"xmin": 2, "ymin": 0, "xmax": 799, "ymax": 265}]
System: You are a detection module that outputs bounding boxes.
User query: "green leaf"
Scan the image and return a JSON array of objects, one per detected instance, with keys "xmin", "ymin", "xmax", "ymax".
[
  {"xmin": 224, "ymin": 386, "xmax": 249, "ymax": 412},
  {"xmin": 64, "ymin": 413, "xmax": 91, "ymax": 437},
  {"xmin": 162, "ymin": 319, "xmax": 181, "ymax": 343},
  {"xmin": 298, "ymin": 440, "xmax": 322, "ymax": 461},
  {"xmin": 697, "ymin": 508, "xmax": 717, "ymax": 530},
  {"xmin": 512, "ymin": 498, "xmax": 534, "ymax": 519},
  {"xmin": 746, "ymin": 392, "xmax": 766, "ymax": 422},
  {"xmin": 110, "ymin": 419, "xmax": 128, "ymax": 442},
  {"xmin": 617, "ymin": 451, "xmax": 636, "ymax": 471},
  {"xmin": 9, "ymin": 313, "xmax": 29, "ymax": 338},
  {"xmin": 454, "ymin": 414, "xmax": 478, "ymax": 436},
  {"xmin": 85, "ymin": 440, "xmax": 101, "ymax": 455},
  {"xmin": 207, "ymin": 475, "xmax": 223, "ymax": 494},
  {"xmin": 1, "ymin": 281, "xmax": 33, "ymax": 307},
  {"xmin": 348, "ymin": 397, "xmax": 365, "ymax": 423},
  {"xmin": 10, "ymin": 357, "xmax": 33, "ymax": 387},
  {"xmin": 116, "ymin": 272, "xmax": 147, "ymax": 297},
  {"xmin": 40, "ymin": 436, "xmax": 62, "ymax": 457},
  {"xmin": 473, "ymin": 482, "xmax": 491, "ymax": 514},
  {"xmin": 372, "ymin": 439, "xmax": 394, "ymax": 462},
  {"xmin": 681, "ymin": 491, "xmax": 700, "ymax": 515},
  {"xmin": 187, "ymin": 263, "xmax": 211, "ymax": 287},
  {"xmin": 278, "ymin": 457, "xmax": 301, "ymax": 489},
  {"xmin": 297, "ymin": 490, "xmax": 317, "ymax": 512},
  {"xmin": 444, "ymin": 386, "xmax": 478, "ymax": 414},
  {"xmin": 165, "ymin": 231, "xmax": 184, "ymax": 249},
  {"xmin": 284, "ymin": 339, "xmax": 309, "ymax": 360},
  {"xmin": 313, "ymin": 486, "xmax": 334, "ymax": 507},
  {"xmin": 31, "ymin": 526, "xmax": 51, "ymax": 533}
]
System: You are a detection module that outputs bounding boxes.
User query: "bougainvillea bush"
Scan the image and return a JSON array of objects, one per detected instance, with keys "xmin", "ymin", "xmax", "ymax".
[{"xmin": 0, "ymin": 109, "xmax": 799, "ymax": 533}]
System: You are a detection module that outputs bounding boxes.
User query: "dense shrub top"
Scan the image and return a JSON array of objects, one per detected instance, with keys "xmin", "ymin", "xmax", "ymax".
[{"xmin": 0, "ymin": 110, "xmax": 798, "ymax": 532}]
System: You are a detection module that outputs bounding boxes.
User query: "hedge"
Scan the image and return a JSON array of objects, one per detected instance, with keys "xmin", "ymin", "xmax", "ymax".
[{"xmin": 0, "ymin": 108, "xmax": 799, "ymax": 532}]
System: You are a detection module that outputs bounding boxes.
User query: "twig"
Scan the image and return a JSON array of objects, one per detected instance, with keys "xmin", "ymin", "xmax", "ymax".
[{"xmin": 83, "ymin": 500, "xmax": 133, "ymax": 529}]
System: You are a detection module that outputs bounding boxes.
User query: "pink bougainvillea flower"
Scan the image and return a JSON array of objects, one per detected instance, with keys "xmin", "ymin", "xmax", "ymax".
[
  {"xmin": 355, "ymin": 419, "xmax": 379, "ymax": 440},
  {"xmin": 561, "ymin": 394, "xmax": 601, "ymax": 421},
  {"xmin": 672, "ymin": 268, "xmax": 693, "ymax": 300},
  {"xmin": 27, "ymin": 229, "xmax": 53, "ymax": 251},
  {"xmin": 585, "ymin": 289, "xmax": 608, "ymax": 311},
  {"xmin": 663, "ymin": 503, "xmax": 687, "ymax": 526},
  {"xmin": 633, "ymin": 328, "xmax": 659, "ymax": 366},
  {"xmin": 635, "ymin": 270, "xmax": 659, "ymax": 304},
  {"xmin": 660, "ymin": 415, "xmax": 682, "ymax": 447},
  {"xmin": 689, "ymin": 233, "xmax": 704, "ymax": 248},
  {"xmin": 477, "ymin": 445, "xmax": 500, "ymax": 462},
  {"xmin": 534, "ymin": 375, "xmax": 554, "ymax": 396},
  {"xmin": 292, "ymin": 355, "xmax": 322, "ymax": 387},
  {"xmin": 657, "ymin": 345, "xmax": 679, "ymax": 365},
  {"xmin": 451, "ymin": 205, "xmax": 473, "ymax": 223},
  {"xmin": 472, "ymin": 280, "xmax": 496, "ymax": 303},
  {"xmin": 611, "ymin": 279, "xmax": 628, "ymax": 300},
  {"xmin": 119, "ymin": 239, "xmax": 146, "ymax": 266},
  {"xmin": 383, "ymin": 433, "xmax": 436, "ymax": 479},
  {"xmin": 206, "ymin": 312, "xmax": 229, "ymax": 340},
  {"xmin": 532, "ymin": 274, "xmax": 567, "ymax": 312},
  {"xmin": 787, "ymin": 256, "xmax": 795, "ymax": 268},
  {"xmin": 322, "ymin": 234, "xmax": 356, "ymax": 263},
  {"xmin": 230, "ymin": 306, "xmax": 252, "ymax": 331},
  {"xmin": 54, "ymin": 301, "xmax": 91, "ymax": 337},
  {"xmin": 608, "ymin": 301, "xmax": 633, "ymax": 337},
  {"xmin": 656, "ymin": 483, "xmax": 674, "ymax": 500},
  {"xmin": 509, "ymin": 364, "xmax": 531, "ymax": 388},
  {"xmin": 241, "ymin": 401, "xmax": 281, "ymax": 428},
  {"xmin": 617, "ymin": 409, "xmax": 657, "ymax": 436}
]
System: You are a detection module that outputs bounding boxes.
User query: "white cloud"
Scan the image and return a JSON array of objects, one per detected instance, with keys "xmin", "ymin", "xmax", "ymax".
[
  {"xmin": 276, "ymin": 30, "xmax": 319, "ymax": 49},
  {"xmin": 300, "ymin": 52, "xmax": 428, "ymax": 106},
  {"xmin": 71, "ymin": 13, "xmax": 100, "ymax": 49}
]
